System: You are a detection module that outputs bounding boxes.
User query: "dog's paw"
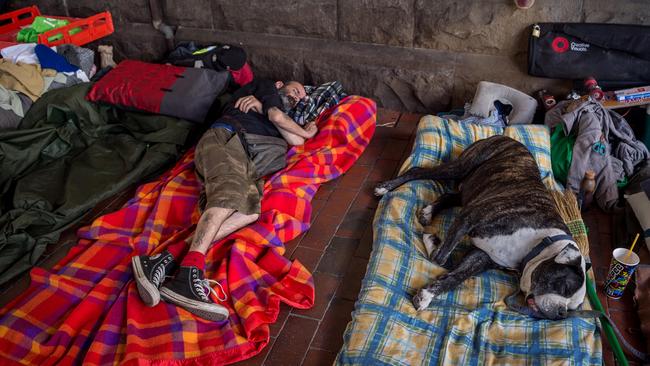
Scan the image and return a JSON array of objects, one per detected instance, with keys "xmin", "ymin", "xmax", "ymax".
[
  {"xmin": 422, "ymin": 233, "xmax": 440, "ymax": 258},
  {"xmin": 374, "ymin": 181, "xmax": 391, "ymax": 196},
  {"xmin": 418, "ymin": 205, "xmax": 433, "ymax": 225},
  {"xmin": 374, "ymin": 187, "xmax": 388, "ymax": 196},
  {"xmin": 412, "ymin": 289, "xmax": 434, "ymax": 311},
  {"xmin": 374, "ymin": 182, "xmax": 391, "ymax": 196}
]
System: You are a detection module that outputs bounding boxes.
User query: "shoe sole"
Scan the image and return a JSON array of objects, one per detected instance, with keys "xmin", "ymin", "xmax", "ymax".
[
  {"xmin": 160, "ymin": 287, "xmax": 229, "ymax": 321},
  {"xmin": 131, "ymin": 256, "xmax": 160, "ymax": 307}
]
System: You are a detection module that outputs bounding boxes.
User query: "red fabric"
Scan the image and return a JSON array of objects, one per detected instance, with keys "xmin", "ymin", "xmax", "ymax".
[
  {"xmin": 86, "ymin": 60, "xmax": 185, "ymax": 114},
  {"xmin": 0, "ymin": 96, "xmax": 376, "ymax": 365},
  {"xmin": 230, "ymin": 62, "xmax": 253, "ymax": 86},
  {"xmin": 180, "ymin": 251, "xmax": 206, "ymax": 270}
]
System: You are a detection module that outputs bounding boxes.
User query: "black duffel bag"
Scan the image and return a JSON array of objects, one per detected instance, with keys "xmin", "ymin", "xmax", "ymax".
[
  {"xmin": 528, "ymin": 23, "xmax": 650, "ymax": 82},
  {"xmin": 165, "ymin": 42, "xmax": 247, "ymax": 71}
]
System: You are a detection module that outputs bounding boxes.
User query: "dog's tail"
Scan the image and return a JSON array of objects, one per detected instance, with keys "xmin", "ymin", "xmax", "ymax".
[
  {"xmin": 374, "ymin": 163, "xmax": 465, "ymax": 196},
  {"xmin": 374, "ymin": 136, "xmax": 520, "ymax": 195}
]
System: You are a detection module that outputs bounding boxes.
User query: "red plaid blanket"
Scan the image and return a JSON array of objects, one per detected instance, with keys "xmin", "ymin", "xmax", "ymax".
[{"xmin": 0, "ymin": 96, "xmax": 376, "ymax": 365}]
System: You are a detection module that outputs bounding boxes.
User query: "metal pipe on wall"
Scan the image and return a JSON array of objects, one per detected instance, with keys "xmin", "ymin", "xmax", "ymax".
[{"xmin": 148, "ymin": 0, "xmax": 175, "ymax": 51}]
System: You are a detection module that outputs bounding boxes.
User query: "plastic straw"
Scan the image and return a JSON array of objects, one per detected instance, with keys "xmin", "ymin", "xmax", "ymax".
[{"xmin": 625, "ymin": 233, "xmax": 640, "ymax": 262}]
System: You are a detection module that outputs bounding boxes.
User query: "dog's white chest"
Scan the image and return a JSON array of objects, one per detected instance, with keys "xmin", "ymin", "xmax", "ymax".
[{"xmin": 472, "ymin": 228, "xmax": 565, "ymax": 268}]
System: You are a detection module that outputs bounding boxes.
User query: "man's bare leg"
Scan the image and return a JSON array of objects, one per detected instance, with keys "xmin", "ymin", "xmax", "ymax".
[
  {"xmin": 184, "ymin": 212, "xmax": 259, "ymax": 247},
  {"xmin": 189, "ymin": 207, "xmax": 235, "ymax": 255},
  {"xmin": 212, "ymin": 212, "xmax": 259, "ymax": 242}
]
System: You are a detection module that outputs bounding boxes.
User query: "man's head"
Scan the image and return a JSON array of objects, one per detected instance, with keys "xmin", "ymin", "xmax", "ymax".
[
  {"xmin": 520, "ymin": 242, "xmax": 587, "ymax": 319},
  {"xmin": 275, "ymin": 81, "xmax": 307, "ymax": 112}
]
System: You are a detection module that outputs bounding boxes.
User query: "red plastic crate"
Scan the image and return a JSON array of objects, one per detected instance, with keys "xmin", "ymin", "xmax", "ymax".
[{"xmin": 0, "ymin": 6, "xmax": 113, "ymax": 50}]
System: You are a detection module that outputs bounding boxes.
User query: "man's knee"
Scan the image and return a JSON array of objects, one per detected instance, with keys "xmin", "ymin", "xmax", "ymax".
[
  {"xmin": 201, "ymin": 207, "xmax": 234, "ymax": 227},
  {"xmin": 224, "ymin": 212, "xmax": 259, "ymax": 228},
  {"xmin": 241, "ymin": 213, "xmax": 259, "ymax": 226}
]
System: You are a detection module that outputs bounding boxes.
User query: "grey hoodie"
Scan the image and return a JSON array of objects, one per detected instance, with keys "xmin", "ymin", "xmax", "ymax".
[{"xmin": 545, "ymin": 99, "xmax": 649, "ymax": 211}]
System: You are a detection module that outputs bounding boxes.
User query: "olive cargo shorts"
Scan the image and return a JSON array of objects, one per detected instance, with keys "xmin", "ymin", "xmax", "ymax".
[{"xmin": 194, "ymin": 127, "xmax": 263, "ymax": 215}]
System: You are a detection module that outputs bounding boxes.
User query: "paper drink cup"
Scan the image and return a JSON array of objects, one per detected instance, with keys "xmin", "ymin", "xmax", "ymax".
[{"xmin": 604, "ymin": 248, "xmax": 640, "ymax": 299}]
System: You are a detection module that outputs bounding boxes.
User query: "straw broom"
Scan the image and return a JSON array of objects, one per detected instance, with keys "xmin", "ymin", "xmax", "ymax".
[{"xmin": 550, "ymin": 190, "xmax": 589, "ymax": 256}]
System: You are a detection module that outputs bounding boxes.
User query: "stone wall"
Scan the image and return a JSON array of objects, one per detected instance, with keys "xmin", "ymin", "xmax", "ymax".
[{"xmin": 8, "ymin": 0, "xmax": 650, "ymax": 112}]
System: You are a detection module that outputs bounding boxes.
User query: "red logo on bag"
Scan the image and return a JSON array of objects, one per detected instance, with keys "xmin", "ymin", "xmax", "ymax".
[{"xmin": 552, "ymin": 37, "xmax": 570, "ymax": 53}]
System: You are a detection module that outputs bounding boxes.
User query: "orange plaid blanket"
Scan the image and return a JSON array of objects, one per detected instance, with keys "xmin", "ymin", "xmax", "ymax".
[{"xmin": 0, "ymin": 96, "xmax": 376, "ymax": 365}]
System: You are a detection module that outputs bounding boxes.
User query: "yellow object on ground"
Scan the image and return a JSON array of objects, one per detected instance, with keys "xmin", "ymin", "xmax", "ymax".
[{"xmin": 0, "ymin": 59, "xmax": 55, "ymax": 101}]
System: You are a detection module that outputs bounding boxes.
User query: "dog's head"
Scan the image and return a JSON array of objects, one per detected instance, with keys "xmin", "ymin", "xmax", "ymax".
[{"xmin": 520, "ymin": 241, "xmax": 587, "ymax": 319}]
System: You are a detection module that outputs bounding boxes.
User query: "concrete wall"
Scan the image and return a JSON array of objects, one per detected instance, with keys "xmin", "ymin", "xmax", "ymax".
[{"xmin": 9, "ymin": 0, "xmax": 650, "ymax": 112}]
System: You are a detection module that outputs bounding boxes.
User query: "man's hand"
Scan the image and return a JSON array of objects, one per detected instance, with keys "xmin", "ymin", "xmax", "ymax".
[
  {"xmin": 235, "ymin": 95, "xmax": 263, "ymax": 114},
  {"xmin": 304, "ymin": 121, "xmax": 318, "ymax": 139}
]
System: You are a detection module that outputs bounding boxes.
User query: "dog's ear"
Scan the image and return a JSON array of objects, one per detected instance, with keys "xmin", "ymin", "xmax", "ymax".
[{"xmin": 554, "ymin": 245, "xmax": 581, "ymax": 266}]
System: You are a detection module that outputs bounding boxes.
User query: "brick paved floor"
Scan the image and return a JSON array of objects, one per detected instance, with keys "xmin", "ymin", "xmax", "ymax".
[
  {"xmin": 584, "ymin": 208, "xmax": 649, "ymax": 366},
  {"xmin": 0, "ymin": 108, "xmax": 646, "ymax": 365}
]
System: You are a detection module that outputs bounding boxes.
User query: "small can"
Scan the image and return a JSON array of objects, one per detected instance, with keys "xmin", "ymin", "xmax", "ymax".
[
  {"xmin": 542, "ymin": 94, "xmax": 556, "ymax": 110},
  {"xmin": 536, "ymin": 89, "xmax": 556, "ymax": 110},
  {"xmin": 584, "ymin": 76, "xmax": 604, "ymax": 101}
]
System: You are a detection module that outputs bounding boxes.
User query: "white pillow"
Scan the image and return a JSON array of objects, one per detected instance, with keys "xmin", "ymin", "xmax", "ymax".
[{"xmin": 468, "ymin": 81, "xmax": 538, "ymax": 125}]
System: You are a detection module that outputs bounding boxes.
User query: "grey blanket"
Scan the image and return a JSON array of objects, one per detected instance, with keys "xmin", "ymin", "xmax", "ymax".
[{"xmin": 545, "ymin": 99, "xmax": 649, "ymax": 210}]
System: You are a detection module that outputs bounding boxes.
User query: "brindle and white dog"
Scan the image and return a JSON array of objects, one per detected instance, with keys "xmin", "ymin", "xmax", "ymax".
[{"xmin": 374, "ymin": 135, "xmax": 587, "ymax": 320}]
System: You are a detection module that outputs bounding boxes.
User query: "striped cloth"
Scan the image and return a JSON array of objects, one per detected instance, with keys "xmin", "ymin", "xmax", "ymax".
[
  {"xmin": 0, "ymin": 96, "xmax": 376, "ymax": 365},
  {"xmin": 289, "ymin": 81, "xmax": 347, "ymax": 126},
  {"xmin": 336, "ymin": 116, "xmax": 602, "ymax": 366}
]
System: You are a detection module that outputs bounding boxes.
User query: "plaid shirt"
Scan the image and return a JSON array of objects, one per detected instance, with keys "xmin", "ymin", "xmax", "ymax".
[{"xmin": 289, "ymin": 81, "xmax": 346, "ymax": 125}]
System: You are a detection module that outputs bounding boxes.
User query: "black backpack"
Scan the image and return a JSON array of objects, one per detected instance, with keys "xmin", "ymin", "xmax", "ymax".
[
  {"xmin": 528, "ymin": 23, "xmax": 650, "ymax": 83},
  {"xmin": 165, "ymin": 42, "xmax": 247, "ymax": 71}
]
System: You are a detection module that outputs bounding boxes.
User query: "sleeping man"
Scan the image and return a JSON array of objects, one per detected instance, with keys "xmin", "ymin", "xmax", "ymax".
[{"xmin": 131, "ymin": 78, "xmax": 317, "ymax": 321}]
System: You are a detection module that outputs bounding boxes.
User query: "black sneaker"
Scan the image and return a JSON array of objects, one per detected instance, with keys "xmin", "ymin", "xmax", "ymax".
[
  {"xmin": 160, "ymin": 266, "xmax": 229, "ymax": 321},
  {"xmin": 131, "ymin": 250, "xmax": 177, "ymax": 307}
]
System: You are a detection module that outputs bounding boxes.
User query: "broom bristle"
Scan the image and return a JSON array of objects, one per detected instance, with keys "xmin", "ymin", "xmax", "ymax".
[{"xmin": 550, "ymin": 190, "xmax": 590, "ymax": 257}]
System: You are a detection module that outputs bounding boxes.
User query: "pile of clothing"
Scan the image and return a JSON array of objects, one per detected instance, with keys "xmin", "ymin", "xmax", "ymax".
[
  {"xmin": 545, "ymin": 98, "xmax": 649, "ymax": 210},
  {"xmin": 0, "ymin": 42, "xmax": 93, "ymax": 129}
]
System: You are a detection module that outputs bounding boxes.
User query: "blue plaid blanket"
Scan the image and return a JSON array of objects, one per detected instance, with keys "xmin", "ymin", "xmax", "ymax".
[{"xmin": 336, "ymin": 116, "xmax": 602, "ymax": 365}]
